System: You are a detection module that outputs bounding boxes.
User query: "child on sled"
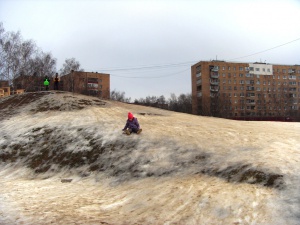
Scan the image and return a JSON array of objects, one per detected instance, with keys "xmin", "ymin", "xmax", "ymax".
[{"xmin": 122, "ymin": 112, "xmax": 142, "ymax": 135}]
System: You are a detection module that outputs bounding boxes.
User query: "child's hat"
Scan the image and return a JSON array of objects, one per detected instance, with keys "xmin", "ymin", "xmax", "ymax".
[{"xmin": 128, "ymin": 112, "xmax": 133, "ymax": 120}]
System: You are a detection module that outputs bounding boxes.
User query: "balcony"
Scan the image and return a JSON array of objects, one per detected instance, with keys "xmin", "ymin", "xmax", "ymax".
[
  {"xmin": 210, "ymin": 79, "xmax": 219, "ymax": 85},
  {"xmin": 210, "ymin": 72, "xmax": 219, "ymax": 78},
  {"xmin": 288, "ymin": 69, "xmax": 295, "ymax": 74},
  {"xmin": 196, "ymin": 72, "xmax": 201, "ymax": 78},
  {"xmin": 197, "ymin": 80, "xmax": 202, "ymax": 85},
  {"xmin": 211, "ymin": 66, "xmax": 219, "ymax": 72},
  {"xmin": 197, "ymin": 92, "xmax": 202, "ymax": 97},
  {"xmin": 210, "ymin": 86, "xmax": 219, "ymax": 92}
]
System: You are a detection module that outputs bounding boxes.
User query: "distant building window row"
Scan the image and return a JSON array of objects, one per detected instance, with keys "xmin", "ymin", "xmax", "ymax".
[
  {"xmin": 217, "ymin": 73, "xmax": 299, "ymax": 79},
  {"xmin": 218, "ymin": 66, "xmax": 300, "ymax": 74},
  {"xmin": 221, "ymin": 80, "xmax": 298, "ymax": 86}
]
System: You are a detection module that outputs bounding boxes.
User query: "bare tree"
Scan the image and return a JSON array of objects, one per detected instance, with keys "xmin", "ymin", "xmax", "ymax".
[
  {"xmin": 110, "ymin": 89, "xmax": 131, "ymax": 103},
  {"xmin": 0, "ymin": 23, "xmax": 57, "ymax": 91},
  {"xmin": 0, "ymin": 29, "xmax": 22, "ymax": 85},
  {"xmin": 59, "ymin": 58, "xmax": 84, "ymax": 75},
  {"xmin": 177, "ymin": 93, "xmax": 192, "ymax": 114}
]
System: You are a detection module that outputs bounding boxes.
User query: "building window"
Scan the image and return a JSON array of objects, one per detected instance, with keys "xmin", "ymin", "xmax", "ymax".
[
  {"xmin": 222, "ymin": 73, "xmax": 226, "ymax": 77},
  {"xmin": 255, "ymin": 68, "xmax": 260, "ymax": 72},
  {"xmin": 246, "ymin": 99, "xmax": 255, "ymax": 103},
  {"xmin": 246, "ymin": 92, "xmax": 255, "ymax": 97},
  {"xmin": 239, "ymin": 67, "xmax": 243, "ymax": 71},
  {"xmin": 239, "ymin": 80, "xmax": 244, "ymax": 84},
  {"xmin": 283, "ymin": 69, "xmax": 286, "ymax": 73}
]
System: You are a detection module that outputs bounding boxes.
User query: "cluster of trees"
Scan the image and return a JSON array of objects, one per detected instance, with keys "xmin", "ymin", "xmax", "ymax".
[
  {"xmin": 110, "ymin": 90, "xmax": 192, "ymax": 114},
  {"xmin": 0, "ymin": 22, "xmax": 83, "ymax": 88},
  {"xmin": 134, "ymin": 93, "xmax": 192, "ymax": 114}
]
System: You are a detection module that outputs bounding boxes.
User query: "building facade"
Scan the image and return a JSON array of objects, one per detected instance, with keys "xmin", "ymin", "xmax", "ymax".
[
  {"xmin": 60, "ymin": 71, "xmax": 110, "ymax": 99},
  {"xmin": 191, "ymin": 61, "xmax": 300, "ymax": 120},
  {"xmin": 0, "ymin": 80, "xmax": 24, "ymax": 98}
]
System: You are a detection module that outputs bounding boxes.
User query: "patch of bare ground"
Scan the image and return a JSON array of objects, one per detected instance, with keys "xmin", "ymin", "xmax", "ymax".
[
  {"xmin": 0, "ymin": 91, "xmax": 106, "ymax": 120},
  {"xmin": 0, "ymin": 124, "xmax": 285, "ymax": 189}
]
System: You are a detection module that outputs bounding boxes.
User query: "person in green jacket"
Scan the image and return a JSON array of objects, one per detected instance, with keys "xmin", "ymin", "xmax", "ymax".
[{"xmin": 44, "ymin": 76, "xmax": 50, "ymax": 91}]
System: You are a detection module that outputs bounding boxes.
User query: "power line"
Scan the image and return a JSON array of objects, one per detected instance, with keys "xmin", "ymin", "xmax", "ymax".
[
  {"xmin": 89, "ymin": 37, "xmax": 300, "ymax": 79},
  {"xmin": 110, "ymin": 68, "xmax": 190, "ymax": 79},
  {"xmin": 228, "ymin": 37, "xmax": 300, "ymax": 61},
  {"xmin": 95, "ymin": 61, "xmax": 197, "ymax": 72}
]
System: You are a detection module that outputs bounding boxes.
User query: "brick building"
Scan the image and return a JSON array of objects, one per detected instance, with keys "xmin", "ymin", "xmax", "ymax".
[
  {"xmin": 0, "ymin": 80, "xmax": 10, "ymax": 98},
  {"xmin": 60, "ymin": 71, "xmax": 110, "ymax": 99},
  {"xmin": 14, "ymin": 75, "xmax": 45, "ymax": 92},
  {"xmin": 191, "ymin": 60, "xmax": 300, "ymax": 121},
  {"xmin": 0, "ymin": 80, "xmax": 24, "ymax": 98}
]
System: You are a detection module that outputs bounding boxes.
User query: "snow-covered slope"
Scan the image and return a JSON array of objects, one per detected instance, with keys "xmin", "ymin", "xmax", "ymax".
[{"xmin": 0, "ymin": 91, "xmax": 299, "ymax": 224}]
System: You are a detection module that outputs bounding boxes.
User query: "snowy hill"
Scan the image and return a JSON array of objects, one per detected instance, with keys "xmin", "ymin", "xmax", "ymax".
[{"xmin": 0, "ymin": 91, "xmax": 300, "ymax": 224}]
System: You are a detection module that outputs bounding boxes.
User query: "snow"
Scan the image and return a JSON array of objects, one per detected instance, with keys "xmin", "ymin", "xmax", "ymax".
[{"xmin": 0, "ymin": 91, "xmax": 300, "ymax": 224}]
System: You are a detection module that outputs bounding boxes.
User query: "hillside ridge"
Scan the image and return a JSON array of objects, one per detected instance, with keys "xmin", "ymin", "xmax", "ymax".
[{"xmin": 0, "ymin": 91, "xmax": 290, "ymax": 189}]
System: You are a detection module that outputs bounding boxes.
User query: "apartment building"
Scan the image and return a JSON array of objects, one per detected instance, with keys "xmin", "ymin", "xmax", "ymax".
[
  {"xmin": 60, "ymin": 71, "xmax": 110, "ymax": 99},
  {"xmin": 191, "ymin": 60, "xmax": 300, "ymax": 120}
]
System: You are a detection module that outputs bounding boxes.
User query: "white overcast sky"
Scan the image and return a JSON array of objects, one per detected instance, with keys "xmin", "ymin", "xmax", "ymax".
[{"xmin": 1, "ymin": 0, "xmax": 300, "ymax": 100}]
